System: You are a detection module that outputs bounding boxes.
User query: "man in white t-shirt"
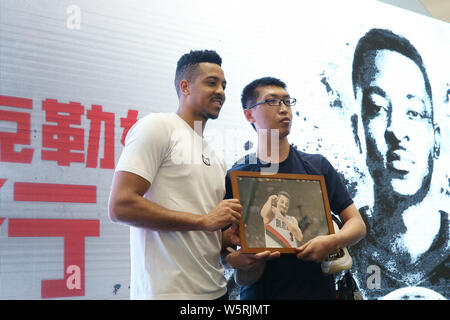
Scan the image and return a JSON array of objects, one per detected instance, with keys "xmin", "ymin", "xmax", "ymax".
[
  {"xmin": 108, "ymin": 50, "xmax": 242, "ymax": 300},
  {"xmin": 261, "ymin": 191, "xmax": 303, "ymax": 248}
]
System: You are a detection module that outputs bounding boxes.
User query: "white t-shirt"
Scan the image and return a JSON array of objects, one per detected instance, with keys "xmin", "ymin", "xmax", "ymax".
[{"xmin": 115, "ymin": 112, "xmax": 228, "ymax": 300}]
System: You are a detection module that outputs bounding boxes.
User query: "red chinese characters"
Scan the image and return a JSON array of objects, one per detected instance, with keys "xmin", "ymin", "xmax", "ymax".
[
  {"xmin": 41, "ymin": 99, "xmax": 85, "ymax": 166},
  {"xmin": 0, "ymin": 94, "xmax": 140, "ymax": 298},
  {"xmin": 0, "ymin": 95, "xmax": 34, "ymax": 163},
  {"xmin": 86, "ymin": 104, "xmax": 115, "ymax": 169},
  {"xmin": 1, "ymin": 95, "xmax": 139, "ymax": 167}
]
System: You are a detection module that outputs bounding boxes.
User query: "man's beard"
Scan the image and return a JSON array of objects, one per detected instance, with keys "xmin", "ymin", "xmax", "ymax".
[{"xmin": 200, "ymin": 107, "xmax": 219, "ymax": 120}]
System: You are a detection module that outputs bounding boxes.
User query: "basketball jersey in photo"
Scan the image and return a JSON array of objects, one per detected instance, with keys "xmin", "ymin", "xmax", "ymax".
[{"xmin": 265, "ymin": 215, "xmax": 297, "ymax": 248}]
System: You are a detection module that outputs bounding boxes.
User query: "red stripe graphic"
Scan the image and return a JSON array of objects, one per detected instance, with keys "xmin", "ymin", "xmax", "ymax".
[
  {"xmin": 0, "ymin": 179, "xmax": 6, "ymax": 189},
  {"xmin": 0, "ymin": 95, "xmax": 33, "ymax": 109},
  {"xmin": 14, "ymin": 182, "xmax": 96, "ymax": 203},
  {"xmin": 265, "ymin": 224, "xmax": 292, "ymax": 248},
  {"xmin": 0, "ymin": 218, "xmax": 5, "ymax": 227},
  {"xmin": 9, "ymin": 218, "xmax": 100, "ymax": 298}
]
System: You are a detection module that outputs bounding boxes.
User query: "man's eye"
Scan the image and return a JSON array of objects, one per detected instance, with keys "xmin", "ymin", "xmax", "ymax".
[
  {"xmin": 407, "ymin": 110, "xmax": 425, "ymax": 119},
  {"xmin": 364, "ymin": 95, "xmax": 388, "ymax": 116},
  {"xmin": 372, "ymin": 103, "xmax": 385, "ymax": 112},
  {"xmin": 366, "ymin": 101, "xmax": 384, "ymax": 116}
]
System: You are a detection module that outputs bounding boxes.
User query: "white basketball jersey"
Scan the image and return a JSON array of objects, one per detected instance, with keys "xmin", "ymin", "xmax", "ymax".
[{"xmin": 265, "ymin": 215, "xmax": 297, "ymax": 248}]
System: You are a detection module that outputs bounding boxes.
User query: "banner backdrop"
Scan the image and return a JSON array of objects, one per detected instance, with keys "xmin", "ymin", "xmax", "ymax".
[{"xmin": 0, "ymin": 0, "xmax": 448, "ymax": 299}]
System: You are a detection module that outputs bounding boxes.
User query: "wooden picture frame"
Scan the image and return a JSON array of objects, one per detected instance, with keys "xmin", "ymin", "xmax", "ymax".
[{"xmin": 230, "ymin": 171, "xmax": 335, "ymax": 254}]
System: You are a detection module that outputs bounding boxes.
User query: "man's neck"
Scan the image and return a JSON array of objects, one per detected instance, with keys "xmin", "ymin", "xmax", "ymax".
[
  {"xmin": 176, "ymin": 105, "xmax": 206, "ymax": 134},
  {"xmin": 257, "ymin": 135, "xmax": 290, "ymax": 163},
  {"xmin": 370, "ymin": 191, "xmax": 441, "ymax": 264}
]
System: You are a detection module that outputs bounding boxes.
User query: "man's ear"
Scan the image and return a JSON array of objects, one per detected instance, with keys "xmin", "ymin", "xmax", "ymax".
[
  {"xmin": 244, "ymin": 108, "xmax": 255, "ymax": 124},
  {"xmin": 351, "ymin": 87, "xmax": 365, "ymax": 155},
  {"xmin": 433, "ymin": 123, "xmax": 441, "ymax": 159},
  {"xmin": 351, "ymin": 113, "xmax": 362, "ymax": 154},
  {"xmin": 179, "ymin": 79, "xmax": 190, "ymax": 96}
]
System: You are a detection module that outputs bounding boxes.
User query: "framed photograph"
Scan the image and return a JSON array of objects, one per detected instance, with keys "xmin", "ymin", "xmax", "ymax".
[{"xmin": 230, "ymin": 171, "xmax": 335, "ymax": 254}]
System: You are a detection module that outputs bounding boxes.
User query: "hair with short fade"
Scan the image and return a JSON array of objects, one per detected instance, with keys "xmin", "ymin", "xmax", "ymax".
[
  {"xmin": 241, "ymin": 77, "xmax": 287, "ymax": 110},
  {"xmin": 174, "ymin": 49, "xmax": 222, "ymax": 97},
  {"xmin": 352, "ymin": 28, "xmax": 432, "ymax": 107},
  {"xmin": 277, "ymin": 191, "xmax": 290, "ymax": 202}
]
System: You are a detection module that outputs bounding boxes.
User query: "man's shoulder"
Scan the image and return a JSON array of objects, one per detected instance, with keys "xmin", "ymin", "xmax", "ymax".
[
  {"xmin": 228, "ymin": 153, "xmax": 259, "ymax": 172},
  {"xmin": 290, "ymin": 146, "xmax": 332, "ymax": 171},
  {"xmin": 123, "ymin": 112, "xmax": 179, "ymax": 147},
  {"xmin": 139, "ymin": 112, "xmax": 176, "ymax": 123},
  {"xmin": 131, "ymin": 112, "xmax": 169, "ymax": 128},
  {"xmin": 135, "ymin": 112, "xmax": 183, "ymax": 134},
  {"xmin": 291, "ymin": 147, "xmax": 327, "ymax": 163}
]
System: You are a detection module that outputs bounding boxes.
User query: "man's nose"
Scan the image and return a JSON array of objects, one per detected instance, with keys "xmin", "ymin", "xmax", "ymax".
[
  {"xmin": 279, "ymin": 103, "xmax": 289, "ymax": 113},
  {"xmin": 215, "ymin": 85, "xmax": 225, "ymax": 97},
  {"xmin": 386, "ymin": 109, "xmax": 410, "ymax": 143}
]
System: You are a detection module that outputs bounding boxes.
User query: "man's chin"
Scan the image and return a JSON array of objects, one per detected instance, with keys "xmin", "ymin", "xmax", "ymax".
[
  {"xmin": 207, "ymin": 113, "xmax": 219, "ymax": 120},
  {"xmin": 390, "ymin": 179, "xmax": 422, "ymax": 197},
  {"xmin": 279, "ymin": 128, "xmax": 291, "ymax": 139},
  {"xmin": 207, "ymin": 110, "xmax": 220, "ymax": 120}
]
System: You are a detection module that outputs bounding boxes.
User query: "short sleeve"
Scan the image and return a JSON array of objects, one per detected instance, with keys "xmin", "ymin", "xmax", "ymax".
[
  {"xmin": 320, "ymin": 157, "xmax": 354, "ymax": 215},
  {"xmin": 115, "ymin": 113, "xmax": 170, "ymax": 184}
]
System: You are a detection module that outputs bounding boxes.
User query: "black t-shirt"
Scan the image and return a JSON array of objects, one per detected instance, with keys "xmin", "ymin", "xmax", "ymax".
[{"xmin": 225, "ymin": 145, "xmax": 353, "ymax": 300}]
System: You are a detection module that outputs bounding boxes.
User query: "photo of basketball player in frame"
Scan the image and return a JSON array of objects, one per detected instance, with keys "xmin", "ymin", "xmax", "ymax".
[{"xmin": 230, "ymin": 171, "xmax": 336, "ymax": 253}]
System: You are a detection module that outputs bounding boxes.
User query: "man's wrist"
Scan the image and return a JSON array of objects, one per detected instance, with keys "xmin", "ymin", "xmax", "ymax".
[{"xmin": 195, "ymin": 214, "xmax": 207, "ymax": 231}]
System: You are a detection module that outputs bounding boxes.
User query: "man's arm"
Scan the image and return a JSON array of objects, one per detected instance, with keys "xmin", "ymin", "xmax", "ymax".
[
  {"xmin": 219, "ymin": 222, "xmax": 279, "ymax": 286},
  {"xmin": 296, "ymin": 203, "xmax": 366, "ymax": 262},
  {"xmin": 331, "ymin": 203, "xmax": 366, "ymax": 248},
  {"xmin": 225, "ymin": 250, "xmax": 280, "ymax": 286},
  {"xmin": 260, "ymin": 195, "xmax": 277, "ymax": 224},
  {"xmin": 108, "ymin": 171, "xmax": 241, "ymax": 231},
  {"xmin": 221, "ymin": 224, "xmax": 241, "ymax": 251}
]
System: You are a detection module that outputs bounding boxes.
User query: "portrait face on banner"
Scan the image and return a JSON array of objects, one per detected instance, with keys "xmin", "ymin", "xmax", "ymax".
[
  {"xmin": 341, "ymin": 27, "xmax": 448, "ymax": 300},
  {"xmin": 358, "ymin": 50, "xmax": 438, "ymax": 198}
]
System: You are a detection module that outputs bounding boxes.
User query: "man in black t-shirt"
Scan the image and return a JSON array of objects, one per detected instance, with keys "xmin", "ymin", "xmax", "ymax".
[{"xmin": 223, "ymin": 77, "xmax": 366, "ymax": 299}]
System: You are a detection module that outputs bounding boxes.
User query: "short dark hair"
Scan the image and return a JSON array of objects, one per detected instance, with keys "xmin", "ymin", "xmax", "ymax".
[
  {"xmin": 241, "ymin": 77, "xmax": 287, "ymax": 131},
  {"xmin": 241, "ymin": 77, "xmax": 287, "ymax": 110},
  {"xmin": 352, "ymin": 28, "xmax": 432, "ymax": 105},
  {"xmin": 277, "ymin": 191, "xmax": 290, "ymax": 201},
  {"xmin": 174, "ymin": 50, "xmax": 222, "ymax": 97}
]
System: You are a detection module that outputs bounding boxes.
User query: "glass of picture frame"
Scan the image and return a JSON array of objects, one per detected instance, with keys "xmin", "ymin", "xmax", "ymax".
[{"xmin": 230, "ymin": 171, "xmax": 335, "ymax": 254}]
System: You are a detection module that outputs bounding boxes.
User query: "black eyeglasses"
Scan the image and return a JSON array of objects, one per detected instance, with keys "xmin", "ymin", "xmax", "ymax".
[{"xmin": 248, "ymin": 98, "xmax": 296, "ymax": 109}]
